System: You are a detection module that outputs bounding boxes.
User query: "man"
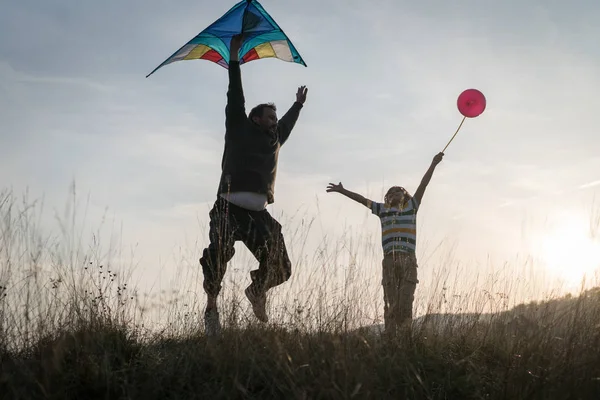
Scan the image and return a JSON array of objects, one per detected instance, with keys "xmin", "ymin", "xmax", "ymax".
[
  {"xmin": 200, "ymin": 34, "xmax": 308, "ymax": 337},
  {"xmin": 326, "ymin": 152, "xmax": 444, "ymax": 339}
]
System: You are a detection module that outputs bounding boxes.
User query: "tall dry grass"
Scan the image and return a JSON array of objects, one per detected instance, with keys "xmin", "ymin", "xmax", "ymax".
[{"xmin": 1, "ymin": 185, "xmax": 599, "ymax": 399}]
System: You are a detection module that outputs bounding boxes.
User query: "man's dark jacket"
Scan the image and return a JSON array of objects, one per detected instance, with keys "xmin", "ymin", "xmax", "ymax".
[{"xmin": 217, "ymin": 60, "xmax": 303, "ymax": 204}]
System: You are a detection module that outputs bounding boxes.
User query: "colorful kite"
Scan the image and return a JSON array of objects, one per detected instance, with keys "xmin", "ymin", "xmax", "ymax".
[{"xmin": 146, "ymin": 0, "xmax": 306, "ymax": 77}]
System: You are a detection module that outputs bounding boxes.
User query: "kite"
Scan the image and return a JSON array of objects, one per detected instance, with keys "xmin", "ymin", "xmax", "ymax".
[{"xmin": 146, "ymin": 0, "xmax": 306, "ymax": 77}]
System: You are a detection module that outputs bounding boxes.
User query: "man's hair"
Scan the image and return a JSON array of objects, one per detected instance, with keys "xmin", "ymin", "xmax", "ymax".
[{"xmin": 249, "ymin": 103, "xmax": 277, "ymax": 121}]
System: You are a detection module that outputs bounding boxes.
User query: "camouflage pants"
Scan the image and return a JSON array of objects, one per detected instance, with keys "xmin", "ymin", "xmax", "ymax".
[
  {"xmin": 199, "ymin": 196, "xmax": 292, "ymax": 298},
  {"xmin": 382, "ymin": 252, "xmax": 419, "ymax": 338}
]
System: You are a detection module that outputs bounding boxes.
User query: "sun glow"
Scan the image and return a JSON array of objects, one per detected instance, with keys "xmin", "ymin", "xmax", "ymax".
[{"xmin": 532, "ymin": 212, "xmax": 600, "ymax": 287}]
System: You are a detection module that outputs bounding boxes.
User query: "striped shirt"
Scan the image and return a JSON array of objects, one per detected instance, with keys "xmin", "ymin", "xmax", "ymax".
[{"xmin": 368, "ymin": 197, "xmax": 419, "ymax": 255}]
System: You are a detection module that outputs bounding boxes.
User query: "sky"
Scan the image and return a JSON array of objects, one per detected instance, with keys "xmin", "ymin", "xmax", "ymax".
[{"xmin": 2, "ymin": 0, "xmax": 600, "ymax": 324}]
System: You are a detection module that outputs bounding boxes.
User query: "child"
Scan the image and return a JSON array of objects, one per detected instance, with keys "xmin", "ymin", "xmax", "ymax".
[{"xmin": 326, "ymin": 152, "xmax": 444, "ymax": 338}]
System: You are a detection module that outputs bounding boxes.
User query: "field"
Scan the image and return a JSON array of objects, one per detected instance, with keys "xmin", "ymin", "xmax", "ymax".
[{"xmin": 1, "ymin": 188, "xmax": 599, "ymax": 399}]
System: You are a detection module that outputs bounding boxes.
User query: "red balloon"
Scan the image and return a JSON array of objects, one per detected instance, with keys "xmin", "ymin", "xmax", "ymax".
[{"xmin": 457, "ymin": 89, "xmax": 486, "ymax": 118}]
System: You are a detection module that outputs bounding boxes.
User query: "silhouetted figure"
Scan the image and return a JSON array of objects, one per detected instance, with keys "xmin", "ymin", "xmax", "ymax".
[
  {"xmin": 200, "ymin": 34, "xmax": 308, "ymax": 337},
  {"xmin": 326, "ymin": 152, "xmax": 444, "ymax": 338}
]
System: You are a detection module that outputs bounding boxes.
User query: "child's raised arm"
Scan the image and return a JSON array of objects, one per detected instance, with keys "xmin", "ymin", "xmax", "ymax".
[
  {"xmin": 326, "ymin": 182, "xmax": 371, "ymax": 208},
  {"xmin": 412, "ymin": 152, "xmax": 444, "ymax": 205}
]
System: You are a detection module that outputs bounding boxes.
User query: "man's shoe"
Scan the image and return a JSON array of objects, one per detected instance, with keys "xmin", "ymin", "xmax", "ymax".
[{"xmin": 245, "ymin": 286, "xmax": 268, "ymax": 323}]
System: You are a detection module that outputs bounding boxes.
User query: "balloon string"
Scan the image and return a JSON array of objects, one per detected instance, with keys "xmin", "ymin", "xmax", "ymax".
[{"xmin": 442, "ymin": 116, "xmax": 466, "ymax": 153}]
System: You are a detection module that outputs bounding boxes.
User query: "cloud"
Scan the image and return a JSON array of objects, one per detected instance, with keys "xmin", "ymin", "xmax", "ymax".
[
  {"xmin": 0, "ymin": 59, "xmax": 227, "ymax": 217},
  {"xmin": 0, "ymin": 61, "xmax": 116, "ymax": 92},
  {"xmin": 581, "ymin": 180, "xmax": 600, "ymax": 190}
]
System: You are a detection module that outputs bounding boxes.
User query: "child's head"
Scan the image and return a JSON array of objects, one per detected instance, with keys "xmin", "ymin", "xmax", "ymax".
[{"xmin": 385, "ymin": 186, "xmax": 409, "ymax": 208}]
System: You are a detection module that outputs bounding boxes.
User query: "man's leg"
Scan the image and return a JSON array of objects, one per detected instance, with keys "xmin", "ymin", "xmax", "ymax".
[
  {"xmin": 242, "ymin": 210, "xmax": 292, "ymax": 322},
  {"xmin": 199, "ymin": 197, "xmax": 237, "ymax": 335}
]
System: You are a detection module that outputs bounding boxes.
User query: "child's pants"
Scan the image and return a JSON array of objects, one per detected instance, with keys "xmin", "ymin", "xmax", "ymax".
[{"xmin": 382, "ymin": 252, "xmax": 419, "ymax": 337}]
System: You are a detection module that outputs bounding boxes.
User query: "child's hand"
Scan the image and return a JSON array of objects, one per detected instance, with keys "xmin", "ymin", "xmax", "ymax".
[{"xmin": 326, "ymin": 182, "xmax": 344, "ymax": 193}]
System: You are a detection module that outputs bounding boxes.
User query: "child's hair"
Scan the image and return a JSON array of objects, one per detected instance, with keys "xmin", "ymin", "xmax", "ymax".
[{"xmin": 385, "ymin": 186, "xmax": 410, "ymax": 207}]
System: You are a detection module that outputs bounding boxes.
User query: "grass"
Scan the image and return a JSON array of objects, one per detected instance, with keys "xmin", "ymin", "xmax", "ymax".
[{"xmin": 1, "ymin": 186, "xmax": 600, "ymax": 399}]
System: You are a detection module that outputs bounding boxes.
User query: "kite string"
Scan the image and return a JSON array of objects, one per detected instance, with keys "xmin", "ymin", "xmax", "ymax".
[{"xmin": 442, "ymin": 115, "xmax": 467, "ymax": 153}]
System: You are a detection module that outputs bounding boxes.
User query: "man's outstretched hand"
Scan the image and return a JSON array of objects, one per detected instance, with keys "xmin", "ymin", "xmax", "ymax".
[
  {"xmin": 432, "ymin": 152, "xmax": 444, "ymax": 166},
  {"xmin": 326, "ymin": 182, "xmax": 344, "ymax": 193},
  {"xmin": 296, "ymin": 85, "xmax": 308, "ymax": 104}
]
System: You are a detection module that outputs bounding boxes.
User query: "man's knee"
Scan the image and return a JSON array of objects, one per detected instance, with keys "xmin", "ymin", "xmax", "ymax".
[
  {"xmin": 200, "ymin": 245, "xmax": 235, "ymax": 297},
  {"xmin": 200, "ymin": 255, "xmax": 220, "ymax": 297},
  {"xmin": 199, "ymin": 250, "xmax": 216, "ymax": 278},
  {"xmin": 269, "ymin": 253, "xmax": 291, "ymax": 286},
  {"xmin": 262, "ymin": 233, "xmax": 291, "ymax": 279},
  {"xmin": 255, "ymin": 249, "xmax": 291, "ymax": 291}
]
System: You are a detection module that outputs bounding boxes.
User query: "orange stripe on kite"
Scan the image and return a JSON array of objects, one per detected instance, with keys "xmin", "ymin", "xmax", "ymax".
[
  {"xmin": 201, "ymin": 50, "xmax": 223, "ymax": 63},
  {"xmin": 242, "ymin": 48, "xmax": 259, "ymax": 62}
]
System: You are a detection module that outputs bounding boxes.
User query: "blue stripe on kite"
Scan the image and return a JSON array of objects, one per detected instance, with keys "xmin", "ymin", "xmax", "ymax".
[
  {"xmin": 242, "ymin": 31, "xmax": 287, "ymax": 52},
  {"xmin": 251, "ymin": 1, "xmax": 280, "ymax": 30},
  {"xmin": 242, "ymin": 4, "xmax": 276, "ymax": 33},
  {"xmin": 203, "ymin": 1, "xmax": 247, "ymax": 33}
]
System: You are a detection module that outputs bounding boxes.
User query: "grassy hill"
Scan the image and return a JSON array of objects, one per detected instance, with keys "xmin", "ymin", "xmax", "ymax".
[
  {"xmin": 1, "ymin": 189, "xmax": 600, "ymax": 399},
  {"xmin": 1, "ymin": 287, "xmax": 599, "ymax": 399}
]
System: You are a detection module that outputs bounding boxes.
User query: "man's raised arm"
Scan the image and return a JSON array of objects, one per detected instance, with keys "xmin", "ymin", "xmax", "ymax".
[
  {"xmin": 278, "ymin": 86, "xmax": 308, "ymax": 145},
  {"xmin": 225, "ymin": 35, "xmax": 247, "ymax": 133}
]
